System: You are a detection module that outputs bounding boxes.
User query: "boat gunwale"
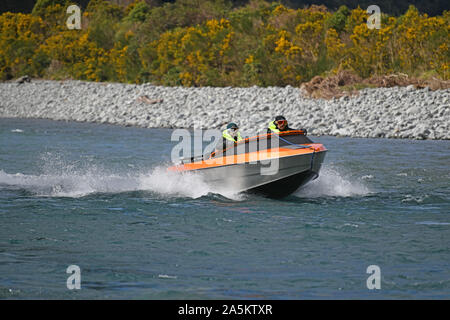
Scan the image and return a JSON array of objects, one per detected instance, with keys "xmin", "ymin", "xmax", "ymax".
[{"xmin": 169, "ymin": 147, "xmax": 327, "ymax": 172}]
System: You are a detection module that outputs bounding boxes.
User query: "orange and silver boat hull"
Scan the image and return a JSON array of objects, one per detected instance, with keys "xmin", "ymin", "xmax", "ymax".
[{"xmin": 168, "ymin": 131, "xmax": 327, "ymax": 198}]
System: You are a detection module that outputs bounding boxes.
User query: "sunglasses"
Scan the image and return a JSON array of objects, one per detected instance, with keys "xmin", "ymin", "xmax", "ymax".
[
  {"xmin": 275, "ymin": 120, "xmax": 287, "ymax": 126},
  {"xmin": 230, "ymin": 127, "xmax": 238, "ymax": 131}
]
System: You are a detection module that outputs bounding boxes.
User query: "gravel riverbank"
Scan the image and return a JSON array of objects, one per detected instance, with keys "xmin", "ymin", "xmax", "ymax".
[{"xmin": 1, "ymin": 80, "xmax": 449, "ymax": 140}]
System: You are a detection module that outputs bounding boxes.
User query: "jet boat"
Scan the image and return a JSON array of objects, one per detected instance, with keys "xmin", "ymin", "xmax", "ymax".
[{"xmin": 168, "ymin": 130, "xmax": 327, "ymax": 198}]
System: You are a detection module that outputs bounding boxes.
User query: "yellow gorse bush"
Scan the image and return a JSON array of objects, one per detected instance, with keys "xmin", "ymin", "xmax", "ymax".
[
  {"xmin": 144, "ymin": 18, "xmax": 235, "ymax": 86},
  {"xmin": 0, "ymin": 1, "xmax": 448, "ymax": 83},
  {"xmin": 0, "ymin": 12, "xmax": 47, "ymax": 79},
  {"xmin": 295, "ymin": 20, "xmax": 324, "ymax": 61}
]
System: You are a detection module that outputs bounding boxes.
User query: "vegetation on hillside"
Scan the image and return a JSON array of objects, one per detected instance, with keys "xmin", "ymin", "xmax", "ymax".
[{"xmin": 0, "ymin": 0, "xmax": 448, "ymax": 86}]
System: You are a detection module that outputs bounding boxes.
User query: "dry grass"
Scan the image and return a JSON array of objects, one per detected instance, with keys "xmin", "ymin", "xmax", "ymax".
[{"xmin": 300, "ymin": 71, "xmax": 450, "ymax": 99}]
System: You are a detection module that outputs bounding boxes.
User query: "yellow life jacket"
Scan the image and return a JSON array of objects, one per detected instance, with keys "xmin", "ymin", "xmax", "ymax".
[
  {"xmin": 268, "ymin": 121, "xmax": 280, "ymax": 133},
  {"xmin": 222, "ymin": 129, "xmax": 242, "ymax": 142}
]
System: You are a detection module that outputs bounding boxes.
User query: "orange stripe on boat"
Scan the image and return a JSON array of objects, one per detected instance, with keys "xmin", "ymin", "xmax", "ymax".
[{"xmin": 168, "ymin": 143, "xmax": 327, "ymax": 172}]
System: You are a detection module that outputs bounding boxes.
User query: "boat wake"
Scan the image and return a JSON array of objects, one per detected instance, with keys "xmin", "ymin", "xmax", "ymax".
[
  {"xmin": 0, "ymin": 165, "xmax": 244, "ymax": 200},
  {"xmin": 0, "ymin": 150, "xmax": 369, "ymax": 200},
  {"xmin": 0, "ymin": 167, "xmax": 216, "ymax": 198},
  {"xmin": 0, "ymin": 165, "xmax": 370, "ymax": 200},
  {"xmin": 294, "ymin": 166, "xmax": 372, "ymax": 198}
]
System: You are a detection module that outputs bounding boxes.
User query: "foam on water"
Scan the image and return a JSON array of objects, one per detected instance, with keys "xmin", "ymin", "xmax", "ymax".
[
  {"xmin": 416, "ymin": 221, "xmax": 450, "ymax": 226},
  {"xmin": 0, "ymin": 147, "xmax": 246, "ymax": 200},
  {"xmin": 138, "ymin": 167, "xmax": 214, "ymax": 199},
  {"xmin": 0, "ymin": 150, "xmax": 225, "ymax": 198},
  {"xmin": 0, "ymin": 169, "xmax": 135, "ymax": 197},
  {"xmin": 294, "ymin": 166, "xmax": 372, "ymax": 198},
  {"xmin": 0, "ymin": 167, "xmax": 223, "ymax": 199},
  {"xmin": 0, "ymin": 162, "xmax": 369, "ymax": 200}
]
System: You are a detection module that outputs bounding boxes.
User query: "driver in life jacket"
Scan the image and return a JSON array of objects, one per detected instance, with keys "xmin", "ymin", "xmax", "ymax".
[
  {"xmin": 267, "ymin": 115, "xmax": 292, "ymax": 133},
  {"xmin": 216, "ymin": 122, "xmax": 243, "ymax": 151}
]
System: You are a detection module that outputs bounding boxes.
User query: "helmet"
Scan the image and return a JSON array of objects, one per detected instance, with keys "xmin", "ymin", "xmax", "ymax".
[
  {"xmin": 227, "ymin": 122, "xmax": 239, "ymax": 130},
  {"xmin": 275, "ymin": 115, "xmax": 286, "ymax": 121}
]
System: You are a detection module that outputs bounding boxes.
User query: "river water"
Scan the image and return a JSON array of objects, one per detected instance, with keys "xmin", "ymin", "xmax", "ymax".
[{"xmin": 0, "ymin": 118, "xmax": 449, "ymax": 299}]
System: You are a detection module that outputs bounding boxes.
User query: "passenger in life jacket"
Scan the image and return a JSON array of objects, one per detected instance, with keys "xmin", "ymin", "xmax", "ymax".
[
  {"xmin": 216, "ymin": 122, "xmax": 243, "ymax": 151},
  {"xmin": 267, "ymin": 115, "xmax": 292, "ymax": 133}
]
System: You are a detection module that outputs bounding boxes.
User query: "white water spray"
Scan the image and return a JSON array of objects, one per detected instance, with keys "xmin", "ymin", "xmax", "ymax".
[
  {"xmin": 295, "ymin": 166, "xmax": 372, "ymax": 198},
  {"xmin": 0, "ymin": 167, "xmax": 220, "ymax": 198}
]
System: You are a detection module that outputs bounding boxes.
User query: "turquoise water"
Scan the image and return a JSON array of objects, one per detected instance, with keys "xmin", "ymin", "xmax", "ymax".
[{"xmin": 0, "ymin": 118, "xmax": 449, "ymax": 299}]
